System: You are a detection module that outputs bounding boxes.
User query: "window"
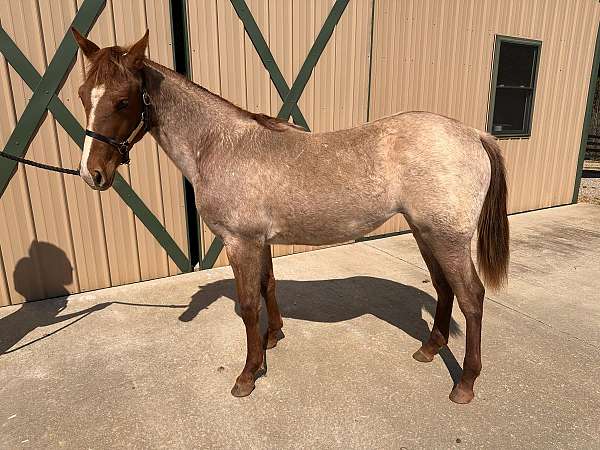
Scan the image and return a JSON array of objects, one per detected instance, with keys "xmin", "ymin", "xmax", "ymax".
[{"xmin": 488, "ymin": 36, "xmax": 541, "ymax": 138}]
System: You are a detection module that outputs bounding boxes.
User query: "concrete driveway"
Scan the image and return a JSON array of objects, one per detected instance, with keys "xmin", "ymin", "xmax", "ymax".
[{"xmin": 1, "ymin": 204, "xmax": 599, "ymax": 449}]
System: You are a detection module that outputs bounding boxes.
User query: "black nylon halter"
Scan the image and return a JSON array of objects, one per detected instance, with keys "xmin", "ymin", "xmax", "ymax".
[{"xmin": 85, "ymin": 88, "xmax": 151, "ymax": 165}]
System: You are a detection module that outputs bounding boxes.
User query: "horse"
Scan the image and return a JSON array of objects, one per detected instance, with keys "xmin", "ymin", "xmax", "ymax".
[{"xmin": 71, "ymin": 29, "xmax": 509, "ymax": 404}]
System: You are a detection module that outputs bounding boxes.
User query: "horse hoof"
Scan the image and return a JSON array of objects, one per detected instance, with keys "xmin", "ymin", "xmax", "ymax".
[
  {"xmin": 231, "ymin": 380, "xmax": 255, "ymax": 397},
  {"xmin": 449, "ymin": 386, "xmax": 474, "ymax": 404},
  {"xmin": 412, "ymin": 347, "xmax": 434, "ymax": 363},
  {"xmin": 266, "ymin": 329, "xmax": 285, "ymax": 349}
]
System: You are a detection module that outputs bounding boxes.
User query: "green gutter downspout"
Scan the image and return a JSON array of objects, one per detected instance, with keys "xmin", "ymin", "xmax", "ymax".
[
  {"xmin": 572, "ymin": 18, "xmax": 600, "ymax": 203},
  {"xmin": 365, "ymin": 0, "xmax": 376, "ymax": 123},
  {"xmin": 169, "ymin": 0, "xmax": 201, "ymax": 269}
]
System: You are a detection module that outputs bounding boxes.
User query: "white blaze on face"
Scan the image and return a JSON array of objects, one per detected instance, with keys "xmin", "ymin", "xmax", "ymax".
[{"xmin": 80, "ymin": 85, "xmax": 106, "ymax": 185}]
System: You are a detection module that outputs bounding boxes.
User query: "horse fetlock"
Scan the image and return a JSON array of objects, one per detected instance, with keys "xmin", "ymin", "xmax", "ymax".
[
  {"xmin": 266, "ymin": 328, "xmax": 285, "ymax": 349},
  {"xmin": 430, "ymin": 328, "xmax": 449, "ymax": 347}
]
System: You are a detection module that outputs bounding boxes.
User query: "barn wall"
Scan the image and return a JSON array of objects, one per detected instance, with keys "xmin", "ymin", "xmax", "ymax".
[
  {"xmin": 0, "ymin": 0, "xmax": 188, "ymax": 305},
  {"xmin": 186, "ymin": 0, "xmax": 600, "ymax": 261},
  {"xmin": 369, "ymin": 0, "xmax": 600, "ymax": 217},
  {"xmin": 0, "ymin": 0, "xmax": 598, "ymax": 303}
]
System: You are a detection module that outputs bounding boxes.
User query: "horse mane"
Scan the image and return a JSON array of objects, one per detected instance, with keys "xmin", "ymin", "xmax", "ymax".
[
  {"xmin": 249, "ymin": 113, "xmax": 306, "ymax": 132},
  {"xmin": 90, "ymin": 53, "xmax": 305, "ymax": 132},
  {"xmin": 186, "ymin": 80, "xmax": 305, "ymax": 132}
]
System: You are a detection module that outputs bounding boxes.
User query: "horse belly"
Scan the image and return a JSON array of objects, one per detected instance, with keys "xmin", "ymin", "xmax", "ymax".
[{"xmin": 267, "ymin": 206, "xmax": 396, "ymax": 246}]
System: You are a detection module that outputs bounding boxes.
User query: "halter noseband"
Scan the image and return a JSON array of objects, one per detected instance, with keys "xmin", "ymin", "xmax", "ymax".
[{"xmin": 85, "ymin": 88, "xmax": 151, "ymax": 165}]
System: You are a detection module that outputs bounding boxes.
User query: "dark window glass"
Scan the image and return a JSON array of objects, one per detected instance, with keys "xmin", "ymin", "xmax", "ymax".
[
  {"xmin": 497, "ymin": 43, "xmax": 537, "ymax": 87},
  {"xmin": 493, "ymin": 89, "xmax": 529, "ymax": 133},
  {"xmin": 489, "ymin": 37, "xmax": 540, "ymax": 137}
]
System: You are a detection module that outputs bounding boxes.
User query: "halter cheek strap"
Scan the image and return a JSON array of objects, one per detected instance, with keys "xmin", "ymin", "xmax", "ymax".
[{"xmin": 85, "ymin": 89, "xmax": 151, "ymax": 165}]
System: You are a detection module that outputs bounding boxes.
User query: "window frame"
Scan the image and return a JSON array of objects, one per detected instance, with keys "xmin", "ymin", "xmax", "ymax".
[{"xmin": 487, "ymin": 35, "xmax": 542, "ymax": 139}]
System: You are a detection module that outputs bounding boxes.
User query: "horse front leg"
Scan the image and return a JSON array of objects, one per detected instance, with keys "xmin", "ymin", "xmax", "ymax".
[
  {"xmin": 226, "ymin": 238, "xmax": 266, "ymax": 397},
  {"xmin": 260, "ymin": 245, "xmax": 284, "ymax": 349}
]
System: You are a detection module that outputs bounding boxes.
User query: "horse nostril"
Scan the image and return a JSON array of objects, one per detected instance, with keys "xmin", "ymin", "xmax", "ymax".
[{"xmin": 92, "ymin": 170, "xmax": 105, "ymax": 187}]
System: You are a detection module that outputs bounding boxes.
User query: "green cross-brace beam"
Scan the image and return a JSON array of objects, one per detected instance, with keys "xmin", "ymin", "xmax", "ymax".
[
  {"xmin": 200, "ymin": 0, "xmax": 349, "ymax": 269},
  {"xmin": 228, "ymin": 0, "xmax": 310, "ymax": 130},
  {"xmin": 276, "ymin": 0, "xmax": 349, "ymax": 122},
  {"xmin": 0, "ymin": 0, "xmax": 104, "ymax": 193},
  {"xmin": 0, "ymin": 0, "xmax": 191, "ymax": 273},
  {"xmin": 573, "ymin": 18, "xmax": 600, "ymax": 203}
]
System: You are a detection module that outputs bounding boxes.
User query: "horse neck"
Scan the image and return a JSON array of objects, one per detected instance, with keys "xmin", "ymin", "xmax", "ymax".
[{"xmin": 142, "ymin": 62, "xmax": 246, "ymax": 183}]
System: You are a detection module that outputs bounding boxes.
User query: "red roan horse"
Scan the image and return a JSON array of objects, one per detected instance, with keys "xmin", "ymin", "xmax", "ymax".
[{"xmin": 72, "ymin": 29, "xmax": 509, "ymax": 404}]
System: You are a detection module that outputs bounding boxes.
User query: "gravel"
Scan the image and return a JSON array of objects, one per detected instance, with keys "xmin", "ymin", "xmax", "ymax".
[{"xmin": 578, "ymin": 161, "xmax": 600, "ymax": 205}]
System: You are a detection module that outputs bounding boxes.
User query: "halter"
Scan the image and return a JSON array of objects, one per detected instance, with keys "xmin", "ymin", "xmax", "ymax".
[{"xmin": 84, "ymin": 87, "xmax": 151, "ymax": 165}]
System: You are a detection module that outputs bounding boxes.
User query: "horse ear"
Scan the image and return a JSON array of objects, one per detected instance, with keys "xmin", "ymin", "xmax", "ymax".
[
  {"xmin": 125, "ymin": 30, "xmax": 149, "ymax": 71},
  {"xmin": 71, "ymin": 27, "xmax": 99, "ymax": 59}
]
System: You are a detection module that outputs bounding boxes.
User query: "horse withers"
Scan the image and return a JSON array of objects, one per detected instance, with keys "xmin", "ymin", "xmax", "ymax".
[{"xmin": 72, "ymin": 29, "xmax": 509, "ymax": 404}]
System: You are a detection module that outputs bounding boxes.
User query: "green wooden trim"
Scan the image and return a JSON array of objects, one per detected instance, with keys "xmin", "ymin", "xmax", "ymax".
[
  {"xmin": 0, "ymin": 0, "xmax": 105, "ymax": 196},
  {"xmin": 356, "ymin": 229, "xmax": 412, "ymax": 242},
  {"xmin": 487, "ymin": 35, "xmax": 542, "ymax": 139},
  {"xmin": 111, "ymin": 177, "xmax": 191, "ymax": 272},
  {"xmin": 229, "ymin": 0, "xmax": 309, "ymax": 130},
  {"xmin": 277, "ymin": 0, "xmax": 349, "ymax": 122},
  {"xmin": 573, "ymin": 19, "xmax": 600, "ymax": 203},
  {"xmin": 170, "ymin": 0, "xmax": 201, "ymax": 268},
  {"xmin": 169, "ymin": 0, "xmax": 192, "ymax": 75},
  {"xmin": 493, "ymin": 134, "xmax": 534, "ymax": 139},
  {"xmin": 494, "ymin": 34, "xmax": 543, "ymax": 46},
  {"xmin": 0, "ymin": 16, "xmax": 191, "ymax": 273},
  {"xmin": 179, "ymin": 1, "xmax": 192, "ymax": 76},
  {"xmin": 365, "ymin": 0, "xmax": 376, "ymax": 123},
  {"xmin": 201, "ymin": 237, "xmax": 224, "ymax": 270}
]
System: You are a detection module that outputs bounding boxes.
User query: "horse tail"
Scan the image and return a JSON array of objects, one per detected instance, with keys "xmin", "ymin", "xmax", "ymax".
[{"xmin": 477, "ymin": 131, "xmax": 510, "ymax": 290}]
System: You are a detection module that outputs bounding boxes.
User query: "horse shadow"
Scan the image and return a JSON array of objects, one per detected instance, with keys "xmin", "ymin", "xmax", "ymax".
[
  {"xmin": 180, "ymin": 276, "xmax": 463, "ymax": 384},
  {"xmin": 0, "ymin": 241, "xmax": 110, "ymax": 356}
]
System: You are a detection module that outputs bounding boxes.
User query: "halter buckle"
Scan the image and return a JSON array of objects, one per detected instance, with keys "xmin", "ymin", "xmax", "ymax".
[
  {"xmin": 142, "ymin": 91, "xmax": 151, "ymax": 106},
  {"xmin": 118, "ymin": 142, "xmax": 131, "ymax": 164}
]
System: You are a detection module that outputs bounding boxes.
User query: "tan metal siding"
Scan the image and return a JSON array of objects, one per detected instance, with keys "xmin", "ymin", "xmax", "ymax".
[
  {"xmin": 0, "ymin": 0, "xmax": 188, "ymax": 304},
  {"xmin": 369, "ymin": 0, "xmax": 600, "ymax": 219}
]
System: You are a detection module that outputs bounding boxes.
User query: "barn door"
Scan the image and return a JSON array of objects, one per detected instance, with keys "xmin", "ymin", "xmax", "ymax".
[{"xmin": 0, "ymin": 0, "xmax": 191, "ymax": 305}]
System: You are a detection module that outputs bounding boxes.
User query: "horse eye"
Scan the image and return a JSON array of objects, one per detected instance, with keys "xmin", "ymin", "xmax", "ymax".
[{"xmin": 116, "ymin": 99, "xmax": 129, "ymax": 111}]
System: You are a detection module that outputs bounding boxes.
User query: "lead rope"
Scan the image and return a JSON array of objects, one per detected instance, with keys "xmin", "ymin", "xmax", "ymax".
[{"xmin": 0, "ymin": 151, "xmax": 80, "ymax": 175}]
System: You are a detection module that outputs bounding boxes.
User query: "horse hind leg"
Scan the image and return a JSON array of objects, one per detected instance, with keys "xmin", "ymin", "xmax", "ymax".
[
  {"xmin": 409, "ymin": 227, "xmax": 455, "ymax": 363},
  {"xmin": 431, "ymin": 240, "xmax": 485, "ymax": 404},
  {"xmin": 260, "ymin": 245, "xmax": 284, "ymax": 349}
]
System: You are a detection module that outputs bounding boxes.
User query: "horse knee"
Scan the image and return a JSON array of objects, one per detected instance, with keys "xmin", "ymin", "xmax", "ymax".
[{"xmin": 239, "ymin": 300, "xmax": 259, "ymax": 323}]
